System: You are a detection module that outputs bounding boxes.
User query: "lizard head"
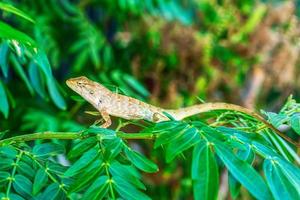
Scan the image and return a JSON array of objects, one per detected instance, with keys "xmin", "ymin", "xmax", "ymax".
[{"xmin": 66, "ymin": 76, "xmax": 111, "ymax": 108}]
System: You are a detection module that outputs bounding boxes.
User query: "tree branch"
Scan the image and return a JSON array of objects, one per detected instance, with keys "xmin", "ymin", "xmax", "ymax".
[{"xmin": 0, "ymin": 131, "xmax": 155, "ymax": 146}]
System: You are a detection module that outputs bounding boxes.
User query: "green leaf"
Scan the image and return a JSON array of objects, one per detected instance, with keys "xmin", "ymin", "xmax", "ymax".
[
  {"xmin": 13, "ymin": 174, "xmax": 32, "ymax": 199},
  {"xmin": 277, "ymin": 158, "xmax": 300, "ymax": 191},
  {"xmin": 17, "ymin": 161, "xmax": 35, "ymax": 180},
  {"xmin": 215, "ymin": 142, "xmax": 272, "ymax": 200},
  {"xmin": 111, "ymin": 70, "xmax": 142, "ymax": 99},
  {"xmin": 279, "ymin": 138, "xmax": 300, "ymax": 165},
  {"xmin": 154, "ymin": 123, "xmax": 189, "ymax": 148},
  {"xmin": 229, "ymin": 173, "xmax": 240, "ymax": 199},
  {"xmin": 0, "ymin": 2, "xmax": 35, "ymax": 23},
  {"xmin": 217, "ymin": 126, "xmax": 266, "ymax": 146},
  {"xmin": 264, "ymin": 112, "xmax": 287, "ymax": 128},
  {"xmin": 70, "ymin": 39, "xmax": 89, "ymax": 53},
  {"xmin": 0, "ymin": 171, "xmax": 10, "ymax": 183},
  {"xmin": 228, "ymin": 146, "xmax": 255, "ymax": 199},
  {"xmin": 73, "ymin": 49, "xmax": 89, "ymax": 71},
  {"xmin": 0, "ymin": 146, "xmax": 17, "ymax": 158},
  {"xmin": 64, "ymin": 148, "xmax": 98, "ymax": 177},
  {"xmin": 237, "ymin": 145, "xmax": 255, "ymax": 164},
  {"xmin": 149, "ymin": 121, "xmax": 182, "ymax": 133},
  {"xmin": 34, "ymin": 51, "xmax": 66, "ymax": 110},
  {"xmin": 33, "ymin": 169, "xmax": 48, "ymax": 195},
  {"xmin": 0, "ymin": 41, "xmax": 9, "ymax": 77},
  {"xmin": 67, "ymin": 137, "xmax": 97, "ymax": 159},
  {"xmin": 90, "ymin": 42, "xmax": 100, "ymax": 68},
  {"xmin": 47, "ymin": 161, "xmax": 67, "ymax": 176},
  {"xmin": 191, "ymin": 141, "xmax": 206, "ymax": 179},
  {"xmin": 70, "ymin": 95, "xmax": 85, "ymax": 102},
  {"xmin": 28, "ymin": 61, "xmax": 46, "ymax": 99},
  {"xmin": 265, "ymin": 130, "xmax": 294, "ymax": 163},
  {"xmin": 198, "ymin": 124, "xmax": 227, "ymax": 142},
  {"xmin": 82, "ymin": 176, "xmax": 109, "ymax": 200},
  {"xmin": 0, "ymin": 80, "xmax": 9, "ymax": 118},
  {"xmin": 103, "ymin": 137, "xmax": 124, "ymax": 159},
  {"xmin": 110, "ymin": 161, "xmax": 145, "ymax": 190},
  {"xmin": 8, "ymin": 193, "xmax": 25, "ymax": 200},
  {"xmin": 68, "ymin": 159, "xmax": 104, "ymax": 193},
  {"xmin": 46, "ymin": 78, "xmax": 66, "ymax": 110},
  {"xmin": 39, "ymin": 183, "xmax": 64, "ymax": 200},
  {"xmin": 290, "ymin": 114, "xmax": 300, "ymax": 135},
  {"xmin": 0, "ymin": 158, "xmax": 14, "ymax": 170},
  {"xmin": 10, "ymin": 54, "xmax": 34, "ymax": 95},
  {"xmin": 166, "ymin": 127, "xmax": 200, "ymax": 162},
  {"xmin": 264, "ymin": 159, "xmax": 300, "ymax": 200},
  {"xmin": 114, "ymin": 176, "xmax": 151, "ymax": 200},
  {"xmin": 103, "ymin": 45, "xmax": 113, "ymax": 68},
  {"xmin": 19, "ymin": 154, "xmax": 32, "ymax": 166},
  {"xmin": 192, "ymin": 142, "xmax": 219, "ymax": 200},
  {"xmin": 32, "ymin": 143, "xmax": 65, "ymax": 158},
  {"xmin": 123, "ymin": 74, "xmax": 150, "ymax": 97},
  {"xmin": 0, "ymin": 21, "xmax": 36, "ymax": 47},
  {"xmin": 87, "ymin": 126, "xmax": 116, "ymax": 139},
  {"xmin": 0, "ymin": 130, "xmax": 7, "ymax": 139},
  {"xmin": 251, "ymin": 141, "xmax": 278, "ymax": 158},
  {"xmin": 124, "ymin": 147, "xmax": 158, "ymax": 173},
  {"xmin": 34, "ymin": 51, "xmax": 52, "ymax": 78}
]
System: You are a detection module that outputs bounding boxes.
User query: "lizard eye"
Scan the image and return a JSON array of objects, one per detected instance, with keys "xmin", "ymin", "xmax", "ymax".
[
  {"xmin": 77, "ymin": 81, "xmax": 86, "ymax": 88},
  {"xmin": 89, "ymin": 90, "xmax": 94, "ymax": 94}
]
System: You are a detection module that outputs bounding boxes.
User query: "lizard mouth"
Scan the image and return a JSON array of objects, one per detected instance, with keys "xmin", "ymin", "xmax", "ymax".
[
  {"xmin": 66, "ymin": 78, "xmax": 79, "ymax": 92},
  {"xmin": 66, "ymin": 79, "xmax": 74, "ymax": 88}
]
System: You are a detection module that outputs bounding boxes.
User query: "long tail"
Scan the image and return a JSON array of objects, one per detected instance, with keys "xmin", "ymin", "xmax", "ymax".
[{"xmin": 166, "ymin": 103, "xmax": 300, "ymax": 148}]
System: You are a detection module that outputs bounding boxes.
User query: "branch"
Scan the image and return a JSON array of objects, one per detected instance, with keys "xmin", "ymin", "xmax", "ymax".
[{"xmin": 0, "ymin": 131, "xmax": 155, "ymax": 146}]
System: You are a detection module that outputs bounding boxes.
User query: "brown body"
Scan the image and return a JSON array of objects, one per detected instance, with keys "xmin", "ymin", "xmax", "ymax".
[{"xmin": 66, "ymin": 76, "xmax": 299, "ymax": 147}]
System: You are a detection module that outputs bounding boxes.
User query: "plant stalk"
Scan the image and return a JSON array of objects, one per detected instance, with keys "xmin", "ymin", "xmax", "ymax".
[{"xmin": 0, "ymin": 131, "xmax": 155, "ymax": 146}]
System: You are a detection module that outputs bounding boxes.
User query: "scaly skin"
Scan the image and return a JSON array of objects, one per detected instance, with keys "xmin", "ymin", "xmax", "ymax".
[{"xmin": 66, "ymin": 76, "xmax": 299, "ymax": 147}]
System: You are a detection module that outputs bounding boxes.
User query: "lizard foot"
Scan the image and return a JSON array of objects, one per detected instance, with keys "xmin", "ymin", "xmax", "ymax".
[
  {"xmin": 153, "ymin": 112, "xmax": 169, "ymax": 122},
  {"xmin": 100, "ymin": 120, "xmax": 112, "ymax": 128},
  {"xmin": 92, "ymin": 119, "xmax": 111, "ymax": 128}
]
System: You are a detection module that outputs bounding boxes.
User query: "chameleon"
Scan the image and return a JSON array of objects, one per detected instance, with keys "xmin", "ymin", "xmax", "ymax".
[{"xmin": 66, "ymin": 76, "xmax": 299, "ymax": 147}]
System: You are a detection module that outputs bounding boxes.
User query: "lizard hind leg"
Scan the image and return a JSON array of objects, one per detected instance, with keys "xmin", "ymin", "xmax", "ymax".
[{"xmin": 152, "ymin": 112, "xmax": 169, "ymax": 122}]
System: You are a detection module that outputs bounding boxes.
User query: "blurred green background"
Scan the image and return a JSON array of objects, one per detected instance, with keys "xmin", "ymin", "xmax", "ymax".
[{"xmin": 1, "ymin": 0, "xmax": 300, "ymax": 199}]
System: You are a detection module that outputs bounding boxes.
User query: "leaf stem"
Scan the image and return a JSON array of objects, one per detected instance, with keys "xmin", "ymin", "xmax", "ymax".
[
  {"xmin": 97, "ymin": 138, "xmax": 116, "ymax": 199},
  {"xmin": 6, "ymin": 150, "xmax": 23, "ymax": 197}
]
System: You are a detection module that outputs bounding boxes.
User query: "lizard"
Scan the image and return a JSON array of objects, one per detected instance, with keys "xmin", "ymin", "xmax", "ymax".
[{"xmin": 66, "ymin": 76, "xmax": 300, "ymax": 147}]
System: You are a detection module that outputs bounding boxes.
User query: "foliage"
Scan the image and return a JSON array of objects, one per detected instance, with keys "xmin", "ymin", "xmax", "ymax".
[
  {"xmin": 0, "ymin": 1, "xmax": 300, "ymax": 200},
  {"xmin": 1, "ymin": 104, "xmax": 300, "ymax": 199}
]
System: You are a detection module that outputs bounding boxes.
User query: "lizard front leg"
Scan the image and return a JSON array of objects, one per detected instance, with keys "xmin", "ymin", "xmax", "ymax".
[{"xmin": 99, "ymin": 110, "xmax": 112, "ymax": 128}]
